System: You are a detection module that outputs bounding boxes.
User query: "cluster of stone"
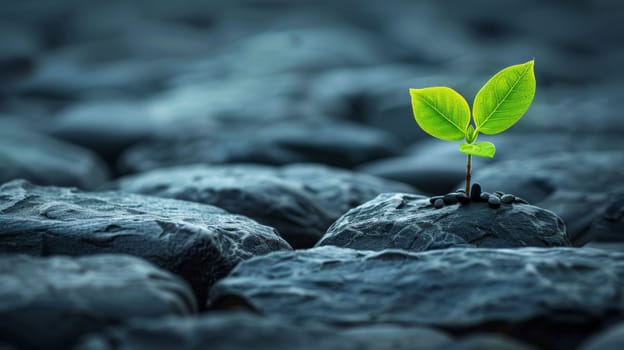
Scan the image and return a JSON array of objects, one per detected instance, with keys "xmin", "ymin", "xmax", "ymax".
[{"xmin": 429, "ymin": 183, "xmax": 529, "ymax": 209}]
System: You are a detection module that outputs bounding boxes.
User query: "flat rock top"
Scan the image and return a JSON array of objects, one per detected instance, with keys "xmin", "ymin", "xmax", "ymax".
[
  {"xmin": 318, "ymin": 193, "xmax": 569, "ymax": 251},
  {"xmin": 115, "ymin": 164, "xmax": 414, "ymax": 248},
  {"xmin": 0, "ymin": 254, "xmax": 196, "ymax": 350},
  {"xmin": 118, "ymin": 119, "xmax": 402, "ymax": 174},
  {"xmin": 211, "ymin": 246, "xmax": 624, "ymax": 348},
  {"xmin": 0, "ymin": 180, "xmax": 291, "ymax": 302},
  {"xmin": 0, "ymin": 126, "xmax": 109, "ymax": 189}
]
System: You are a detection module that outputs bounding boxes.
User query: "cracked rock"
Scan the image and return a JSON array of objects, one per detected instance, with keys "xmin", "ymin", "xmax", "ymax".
[
  {"xmin": 0, "ymin": 180, "xmax": 291, "ymax": 304},
  {"xmin": 210, "ymin": 246, "xmax": 624, "ymax": 350},
  {"xmin": 316, "ymin": 193, "xmax": 569, "ymax": 251}
]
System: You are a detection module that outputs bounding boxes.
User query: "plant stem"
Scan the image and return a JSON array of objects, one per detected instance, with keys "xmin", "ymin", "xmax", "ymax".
[{"xmin": 465, "ymin": 154, "xmax": 472, "ymax": 196}]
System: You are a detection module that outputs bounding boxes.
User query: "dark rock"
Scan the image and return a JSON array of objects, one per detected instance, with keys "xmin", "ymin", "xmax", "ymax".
[
  {"xmin": 443, "ymin": 193, "xmax": 459, "ymax": 204},
  {"xmin": 75, "ymin": 312, "xmax": 453, "ymax": 350},
  {"xmin": 0, "ymin": 254, "xmax": 196, "ymax": 350},
  {"xmin": 470, "ymin": 183, "xmax": 482, "ymax": 201},
  {"xmin": 501, "ymin": 194, "xmax": 515, "ymax": 203},
  {"xmin": 210, "ymin": 246, "xmax": 624, "ymax": 350},
  {"xmin": 118, "ymin": 119, "xmax": 402, "ymax": 174},
  {"xmin": 588, "ymin": 191, "xmax": 624, "ymax": 243},
  {"xmin": 434, "ymin": 198, "xmax": 445, "ymax": 209},
  {"xmin": 457, "ymin": 193, "xmax": 470, "ymax": 204},
  {"xmin": 429, "ymin": 196, "xmax": 444, "ymax": 204},
  {"xmin": 473, "ymin": 151, "xmax": 624, "ymax": 245},
  {"xmin": 488, "ymin": 196, "xmax": 501, "ymax": 208},
  {"xmin": 480, "ymin": 192, "xmax": 491, "ymax": 201},
  {"xmin": 317, "ymin": 193, "xmax": 569, "ymax": 251},
  {"xmin": 580, "ymin": 323, "xmax": 624, "ymax": 350},
  {"xmin": 0, "ymin": 126, "xmax": 109, "ymax": 189},
  {"xmin": 494, "ymin": 191, "xmax": 505, "ymax": 197},
  {"xmin": 113, "ymin": 164, "xmax": 414, "ymax": 248},
  {"xmin": 0, "ymin": 180, "xmax": 290, "ymax": 303}
]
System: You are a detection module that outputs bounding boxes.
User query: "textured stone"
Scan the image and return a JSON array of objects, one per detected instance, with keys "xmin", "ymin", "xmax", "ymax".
[
  {"xmin": 210, "ymin": 246, "xmax": 624, "ymax": 349},
  {"xmin": 317, "ymin": 193, "xmax": 569, "ymax": 251},
  {"xmin": 75, "ymin": 312, "xmax": 453, "ymax": 350},
  {"xmin": 114, "ymin": 164, "xmax": 414, "ymax": 248},
  {"xmin": 0, "ymin": 126, "xmax": 109, "ymax": 189},
  {"xmin": 0, "ymin": 254, "xmax": 196, "ymax": 350},
  {"xmin": 473, "ymin": 151, "xmax": 624, "ymax": 245},
  {"xmin": 0, "ymin": 180, "xmax": 291, "ymax": 303},
  {"xmin": 118, "ymin": 119, "xmax": 402, "ymax": 174}
]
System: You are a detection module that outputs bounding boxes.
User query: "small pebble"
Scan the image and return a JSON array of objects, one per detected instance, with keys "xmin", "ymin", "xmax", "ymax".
[
  {"xmin": 443, "ymin": 193, "xmax": 459, "ymax": 204},
  {"xmin": 488, "ymin": 196, "xmax": 501, "ymax": 208},
  {"xmin": 434, "ymin": 198, "xmax": 445, "ymax": 209},
  {"xmin": 457, "ymin": 193, "xmax": 470, "ymax": 204},
  {"xmin": 501, "ymin": 194, "xmax": 515, "ymax": 203},
  {"xmin": 456, "ymin": 189, "xmax": 466, "ymax": 194},
  {"xmin": 429, "ymin": 196, "xmax": 443, "ymax": 205},
  {"xmin": 494, "ymin": 191, "xmax": 504, "ymax": 197},
  {"xmin": 470, "ymin": 183, "xmax": 482, "ymax": 201},
  {"xmin": 480, "ymin": 192, "xmax": 491, "ymax": 202}
]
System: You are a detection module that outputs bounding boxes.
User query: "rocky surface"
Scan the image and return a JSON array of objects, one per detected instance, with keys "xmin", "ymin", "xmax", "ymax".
[
  {"xmin": 580, "ymin": 323, "xmax": 624, "ymax": 350},
  {"xmin": 75, "ymin": 312, "xmax": 455, "ymax": 350},
  {"xmin": 0, "ymin": 180, "xmax": 291, "ymax": 303},
  {"xmin": 0, "ymin": 125, "xmax": 109, "ymax": 189},
  {"xmin": 114, "ymin": 164, "xmax": 414, "ymax": 248},
  {"xmin": 588, "ymin": 191, "xmax": 624, "ymax": 243},
  {"xmin": 317, "ymin": 192, "xmax": 569, "ymax": 251},
  {"xmin": 118, "ymin": 119, "xmax": 402, "ymax": 174},
  {"xmin": 1, "ymin": 0, "xmax": 624, "ymax": 348},
  {"xmin": 210, "ymin": 246, "xmax": 624, "ymax": 349},
  {"xmin": 0, "ymin": 254, "xmax": 196, "ymax": 350},
  {"xmin": 472, "ymin": 151, "xmax": 624, "ymax": 245}
]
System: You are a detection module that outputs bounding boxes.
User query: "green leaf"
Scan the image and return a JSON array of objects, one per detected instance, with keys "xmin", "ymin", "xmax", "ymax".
[
  {"xmin": 459, "ymin": 141, "xmax": 496, "ymax": 158},
  {"xmin": 410, "ymin": 87, "xmax": 470, "ymax": 141},
  {"xmin": 473, "ymin": 60, "xmax": 536, "ymax": 135}
]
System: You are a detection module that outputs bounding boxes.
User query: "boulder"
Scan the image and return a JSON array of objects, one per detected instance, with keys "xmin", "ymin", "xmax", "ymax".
[
  {"xmin": 0, "ymin": 126, "xmax": 109, "ymax": 189},
  {"xmin": 0, "ymin": 254, "xmax": 196, "ymax": 350},
  {"xmin": 210, "ymin": 246, "xmax": 624, "ymax": 349},
  {"xmin": 317, "ymin": 193, "xmax": 569, "ymax": 251},
  {"xmin": 118, "ymin": 119, "xmax": 402, "ymax": 174},
  {"xmin": 0, "ymin": 180, "xmax": 291, "ymax": 303}
]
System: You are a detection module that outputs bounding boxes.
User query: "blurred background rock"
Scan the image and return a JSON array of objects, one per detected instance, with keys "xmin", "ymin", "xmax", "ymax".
[{"xmin": 1, "ymin": 0, "xmax": 622, "ymax": 189}]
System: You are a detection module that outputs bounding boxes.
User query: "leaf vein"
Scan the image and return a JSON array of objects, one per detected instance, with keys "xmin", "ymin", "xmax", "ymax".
[{"xmin": 477, "ymin": 64, "xmax": 531, "ymax": 130}]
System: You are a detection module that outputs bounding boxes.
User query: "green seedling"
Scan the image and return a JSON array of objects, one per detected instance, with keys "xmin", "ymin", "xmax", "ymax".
[{"xmin": 409, "ymin": 60, "xmax": 536, "ymax": 196}]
